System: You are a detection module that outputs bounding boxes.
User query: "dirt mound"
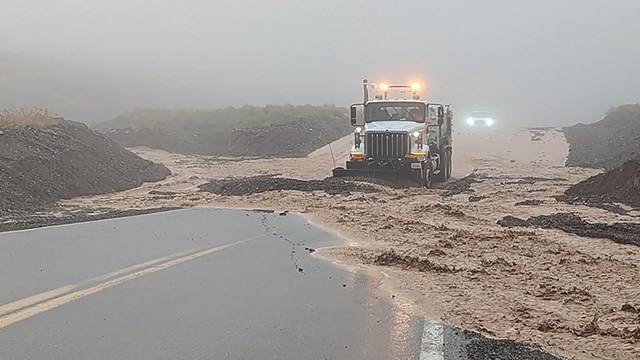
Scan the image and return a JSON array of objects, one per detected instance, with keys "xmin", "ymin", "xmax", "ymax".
[
  {"xmin": 498, "ymin": 213, "xmax": 640, "ymax": 246},
  {"xmin": 561, "ymin": 159, "xmax": 640, "ymax": 208},
  {"xmin": 564, "ymin": 104, "xmax": 640, "ymax": 170},
  {"xmin": 198, "ymin": 176, "xmax": 378, "ymax": 196},
  {"xmin": 97, "ymin": 106, "xmax": 352, "ymax": 158},
  {"xmin": 0, "ymin": 120, "xmax": 170, "ymax": 213}
]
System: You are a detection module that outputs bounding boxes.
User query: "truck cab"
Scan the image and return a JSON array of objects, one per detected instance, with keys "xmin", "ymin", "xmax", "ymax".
[{"xmin": 333, "ymin": 79, "xmax": 453, "ymax": 187}]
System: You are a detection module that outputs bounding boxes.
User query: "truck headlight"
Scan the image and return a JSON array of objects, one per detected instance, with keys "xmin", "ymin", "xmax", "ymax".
[
  {"xmin": 354, "ymin": 127, "xmax": 362, "ymax": 134},
  {"xmin": 412, "ymin": 132, "xmax": 423, "ymax": 149}
]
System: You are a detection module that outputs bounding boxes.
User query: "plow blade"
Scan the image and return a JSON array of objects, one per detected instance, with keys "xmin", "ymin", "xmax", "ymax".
[{"xmin": 332, "ymin": 167, "xmax": 418, "ymax": 180}]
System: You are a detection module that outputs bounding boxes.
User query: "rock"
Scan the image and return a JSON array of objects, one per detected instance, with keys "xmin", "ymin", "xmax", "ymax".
[
  {"xmin": 468, "ymin": 195, "xmax": 486, "ymax": 202},
  {"xmin": 515, "ymin": 199, "xmax": 544, "ymax": 206}
]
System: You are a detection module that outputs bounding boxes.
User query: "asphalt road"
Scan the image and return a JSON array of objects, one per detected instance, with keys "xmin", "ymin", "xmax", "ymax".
[{"xmin": 0, "ymin": 208, "xmax": 563, "ymax": 360}]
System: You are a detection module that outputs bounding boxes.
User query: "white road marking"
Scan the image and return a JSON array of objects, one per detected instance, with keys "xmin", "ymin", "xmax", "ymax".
[{"xmin": 420, "ymin": 318, "xmax": 445, "ymax": 360}]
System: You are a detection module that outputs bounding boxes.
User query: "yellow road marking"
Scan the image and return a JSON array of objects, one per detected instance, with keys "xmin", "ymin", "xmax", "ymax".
[
  {"xmin": 0, "ymin": 285, "xmax": 77, "ymax": 317},
  {"xmin": 0, "ymin": 248, "xmax": 198, "ymax": 318},
  {"xmin": 0, "ymin": 235, "xmax": 262, "ymax": 329}
]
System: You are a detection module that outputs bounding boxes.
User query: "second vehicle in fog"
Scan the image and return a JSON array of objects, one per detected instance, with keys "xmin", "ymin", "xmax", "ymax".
[{"xmin": 466, "ymin": 111, "xmax": 496, "ymax": 127}]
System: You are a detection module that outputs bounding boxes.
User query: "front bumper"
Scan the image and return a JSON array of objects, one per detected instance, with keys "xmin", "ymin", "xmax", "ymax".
[{"xmin": 332, "ymin": 158, "xmax": 422, "ymax": 178}]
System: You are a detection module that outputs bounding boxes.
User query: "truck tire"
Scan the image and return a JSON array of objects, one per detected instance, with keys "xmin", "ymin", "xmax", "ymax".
[
  {"xmin": 423, "ymin": 165, "xmax": 432, "ymax": 188},
  {"xmin": 445, "ymin": 148, "xmax": 452, "ymax": 180},
  {"xmin": 434, "ymin": 151, "xmax": 448, "ymax": 182}
]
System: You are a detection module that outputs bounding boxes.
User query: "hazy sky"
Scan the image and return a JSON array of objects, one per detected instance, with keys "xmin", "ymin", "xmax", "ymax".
[{"xmin": 1, "ymin": 0, "xmax": 639, "ymax": 125}]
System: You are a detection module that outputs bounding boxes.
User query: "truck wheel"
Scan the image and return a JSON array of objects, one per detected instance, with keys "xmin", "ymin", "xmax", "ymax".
[
  {"xmin": 423, "ymin": 166, "xmax": 432, "ymax": 188},
  {"xmin": 446, "ymin": 149, "xmax": 452, "ymax": 180},
  {"xmin": 434, "ymin": 151, "xmax": 448, "ymax": 182}
]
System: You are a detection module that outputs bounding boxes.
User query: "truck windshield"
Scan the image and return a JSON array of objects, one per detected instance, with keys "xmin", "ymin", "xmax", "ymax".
[{"xmin": 366, "ymin": 102, "xmax": 425, "ymax": 123}]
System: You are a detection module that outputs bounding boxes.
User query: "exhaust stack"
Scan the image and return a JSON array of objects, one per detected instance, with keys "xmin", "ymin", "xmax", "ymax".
[{"xmin": 363, "ymin": 79, "xmax": 369, "ymax": 103}]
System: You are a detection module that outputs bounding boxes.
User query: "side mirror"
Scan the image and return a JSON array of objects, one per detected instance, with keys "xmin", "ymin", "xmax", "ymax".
[
  {"xmin": 350, "ymin": 104, "xmax": 365, "ymax": 126},
  {"xmin": 350, "ymin": 106, "xmax": 358, "ymax": 126}
]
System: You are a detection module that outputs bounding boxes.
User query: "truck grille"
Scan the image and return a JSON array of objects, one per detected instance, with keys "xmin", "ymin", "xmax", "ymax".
[{"xmin": 366, "ymin": 132, "xmax": 409, "ymax": 159}]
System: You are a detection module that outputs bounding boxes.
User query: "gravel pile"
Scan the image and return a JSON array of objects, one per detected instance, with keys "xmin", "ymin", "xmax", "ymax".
[
  {"xmin": 561, "ymin": 159, "xmax": 640, "ymax": 208},
  {"xmin": 198, "ymin": 176, "xmax": 378, "ymax": 196},
  {"xmin": 498, "ymin": 213, "xmax": 640, "ymax": 246},
  {"xmin": 0, "ymin": 120, "xmax": 170, "ymax": 213}
]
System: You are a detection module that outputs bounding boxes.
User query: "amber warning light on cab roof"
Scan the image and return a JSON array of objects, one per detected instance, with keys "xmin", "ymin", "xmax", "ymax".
[{"xmin": 367, "ymin": 80, "xmax": 423, "ymax": 100}]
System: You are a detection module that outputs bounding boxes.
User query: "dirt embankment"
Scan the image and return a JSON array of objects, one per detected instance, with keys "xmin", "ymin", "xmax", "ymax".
[
  {"xmin": 0, "ymin": 118, "xmax": 170, "ymax": 213},
  {"xmin": 96, "ymin": 106, "xmax": 352, "ymax": 158},
  {"xmin": 564, "ymin": 104, "xmax": 640, "ymax": 170},
  {"xmin": 561, "ymin": 104, "xmax": 640, "ymax": 211}
]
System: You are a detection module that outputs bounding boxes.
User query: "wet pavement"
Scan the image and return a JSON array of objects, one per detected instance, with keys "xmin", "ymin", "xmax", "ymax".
[{"xmin": 0, "ymin": 208, "xmax": 563, "ymax": 359}]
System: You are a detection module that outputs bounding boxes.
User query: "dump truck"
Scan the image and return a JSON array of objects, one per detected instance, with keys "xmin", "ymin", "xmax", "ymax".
[{"xmin": 332, "ymin": 79, "xmax": 453, "ymax": 188}]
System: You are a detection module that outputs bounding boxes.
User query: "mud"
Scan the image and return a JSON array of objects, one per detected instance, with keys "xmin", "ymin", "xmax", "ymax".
[
  {"xmin": 503, "ymin": 177, "xmax": 568, "ymax": 185},
  {"xmin": 515, "ymin": 199, "xmax": 544, "ymax": 206},
  {"xmin": 63, "ymin": 127, "xmax": 640, "ymax": 360},
  {"xmin": 0, "ymin": 205, "xmax": 178, "ymax": 233},
  {"xmin": 528, "ymin": 128, "xmax": 548, "ymax": 142},
  {"xmin": 374, "ymin": 249, "xmax": 460, "ymax": 274},
  {"xmin": 197, "ymin": 176, "xmax": 378, "ymax": 196},
  {"xmin": 556, "ymin": 196, "xmax": 629, "ymax": 215},
  {"xmin": 498, "ymin": 212, "xmax": 640, "ymax": 246},
  {"xmin": 442, "ymin": 174, "xmax": 482, "ymax": 196}
]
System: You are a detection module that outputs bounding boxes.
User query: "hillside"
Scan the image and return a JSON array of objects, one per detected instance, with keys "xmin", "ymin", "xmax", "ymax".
[{"xmin": 96, "ymin": 105, "xmax": 352, "ymax": 158}]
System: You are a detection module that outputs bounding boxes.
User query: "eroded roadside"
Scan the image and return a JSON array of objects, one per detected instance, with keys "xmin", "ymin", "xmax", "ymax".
[{"xmin": 53, "ymin": 127, "xmax": 640, "ymax": 360}]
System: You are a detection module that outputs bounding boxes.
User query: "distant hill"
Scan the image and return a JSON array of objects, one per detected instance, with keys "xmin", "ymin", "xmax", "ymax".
[{"xmin": 95, "ymin": 105, "xmax": 352, "ymax": 158}]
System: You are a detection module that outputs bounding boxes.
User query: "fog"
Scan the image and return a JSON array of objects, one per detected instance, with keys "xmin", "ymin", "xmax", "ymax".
[{"xmin": 1, "ymin": 0, "xmax": 639, "ymax": 125}]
